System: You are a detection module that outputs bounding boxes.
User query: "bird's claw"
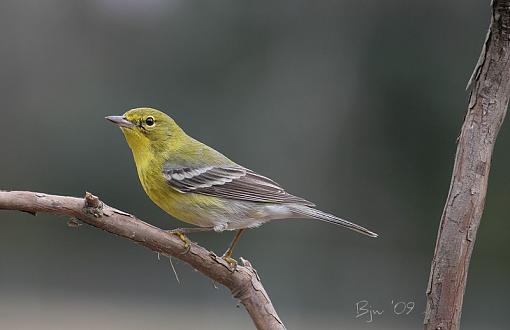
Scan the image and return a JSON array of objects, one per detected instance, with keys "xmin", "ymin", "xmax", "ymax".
[
  {"xmin": 167, "ymin": 230, "xmax": 191, "ymax": 254},
  {"xmin": 222, "ymin": 253, "xmax": 238, "ymax": 271}
]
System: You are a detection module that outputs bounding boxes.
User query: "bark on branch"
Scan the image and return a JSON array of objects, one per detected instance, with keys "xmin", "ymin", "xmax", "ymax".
[
  {"xmin": 424, "ymin": 1, "xmax": 510, "ymax": 329},
  {"xmin": 0, "ymin": 190, "xmax": 285, "ymax": 330}
]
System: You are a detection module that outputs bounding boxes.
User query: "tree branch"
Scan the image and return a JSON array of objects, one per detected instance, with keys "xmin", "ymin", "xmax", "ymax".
[
  {"xmin": 0, "ymin": 190, "xmax": 285, "ymax": 330},
  {"xmin": 424, "ymin": 1, "xmax": 510, "ymax": 329}
]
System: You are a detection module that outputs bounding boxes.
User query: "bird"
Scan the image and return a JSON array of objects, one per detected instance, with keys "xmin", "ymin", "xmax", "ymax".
[{"xmin": 106, "ymin": 107, "xmax": 377, "ymax": 266}]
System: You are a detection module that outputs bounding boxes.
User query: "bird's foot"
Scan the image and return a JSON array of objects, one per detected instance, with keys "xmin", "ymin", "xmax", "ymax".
[
  {"xmin": 166, "ymin": 229, "xmax": 191, "ymax": 254},
  {"xmin": 221, "ymin": 252, "xmax": 238, "ymax": 271}
]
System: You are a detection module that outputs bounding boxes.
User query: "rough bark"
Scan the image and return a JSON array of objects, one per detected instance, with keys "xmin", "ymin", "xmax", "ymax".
[
  {"xmin": 0, "ymin": 190, "xmax": 285, "ymax": 330},
  {"xmin": 424, "ymin": 1, "xmax": 510, "ymax": 329}
]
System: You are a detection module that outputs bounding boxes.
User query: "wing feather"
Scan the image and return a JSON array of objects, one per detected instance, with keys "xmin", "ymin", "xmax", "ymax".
[{"xmin": 163, "ymin": 165, "xmax": 314, "ymax": 206}]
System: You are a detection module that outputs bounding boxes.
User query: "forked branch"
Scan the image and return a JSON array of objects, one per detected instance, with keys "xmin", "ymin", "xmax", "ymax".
[{"xmin": 424, "ymin": 1, "xmax": 510, "ymax": 329}]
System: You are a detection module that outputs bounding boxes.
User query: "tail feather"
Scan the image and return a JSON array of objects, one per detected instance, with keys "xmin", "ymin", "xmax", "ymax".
[{"xmin": 291, "ymin": 206, "xmax": 378, "ymax": 238}]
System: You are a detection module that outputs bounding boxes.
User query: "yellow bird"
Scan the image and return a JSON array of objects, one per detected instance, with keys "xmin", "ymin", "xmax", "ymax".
[{"xmin": 106, "ymin": 108, "xmax": 377, "ymax": 265}]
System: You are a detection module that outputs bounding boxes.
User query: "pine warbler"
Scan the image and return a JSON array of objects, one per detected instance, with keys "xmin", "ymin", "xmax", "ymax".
[{"xmin": 106, "ymin": 108, "xmax": 377, "ymax": 265}]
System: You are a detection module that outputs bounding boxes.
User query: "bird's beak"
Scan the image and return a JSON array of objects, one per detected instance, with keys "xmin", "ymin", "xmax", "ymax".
[{"xmin": 105, "ymin": 115, "xmax": 134, "ymax": 128}]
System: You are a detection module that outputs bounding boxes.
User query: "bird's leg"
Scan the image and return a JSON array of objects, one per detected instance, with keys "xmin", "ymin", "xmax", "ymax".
[
  {"xmin": 222, "ymin": 229, "xmax": 245, "ymax": 269},
  {"xmin": 166, "ymin": 227, "xmax": 214, "ymax": 254}
]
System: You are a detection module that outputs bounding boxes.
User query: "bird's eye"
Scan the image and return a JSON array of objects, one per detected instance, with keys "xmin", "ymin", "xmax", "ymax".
[{"xmin": 145, "ymin": 116, "xmax": 155, "ymax": 126}]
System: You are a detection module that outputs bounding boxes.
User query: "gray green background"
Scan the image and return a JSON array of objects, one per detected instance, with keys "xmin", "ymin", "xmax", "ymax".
[{"xmin": 0, "ymin": 1, "xmax": 508, "ymax": 329}]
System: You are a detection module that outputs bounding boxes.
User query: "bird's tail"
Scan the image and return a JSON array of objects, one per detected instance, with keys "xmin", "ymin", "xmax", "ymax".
[{"xmin": 290, "ymin": 205, "xmax": 378, "ymax": 238}]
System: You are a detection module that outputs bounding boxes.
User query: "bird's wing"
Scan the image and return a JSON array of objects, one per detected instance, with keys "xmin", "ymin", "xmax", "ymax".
[{"xmin": 163, "ymin": 165, "xmax": 315, "ymax": 206}]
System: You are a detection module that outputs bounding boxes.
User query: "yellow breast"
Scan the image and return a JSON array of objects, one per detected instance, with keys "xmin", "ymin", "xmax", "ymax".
[{"xmin": 132, "ymin": 148, "xmax": 223, "ymax": 227}]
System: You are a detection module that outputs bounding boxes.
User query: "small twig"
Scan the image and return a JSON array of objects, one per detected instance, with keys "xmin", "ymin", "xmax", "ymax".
[
  {"xmin": 0, "ymin": 190, "xmax": 285, "ymax": 330},
  {"xmin": 168, "ymin": 256, "xmax": 180, "ymax": 284}
]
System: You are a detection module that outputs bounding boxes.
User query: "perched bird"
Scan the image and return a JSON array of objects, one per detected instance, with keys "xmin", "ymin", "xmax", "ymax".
[{"xmin": 106, "ymin": 108, "xmax": 377, "ymax": 266}]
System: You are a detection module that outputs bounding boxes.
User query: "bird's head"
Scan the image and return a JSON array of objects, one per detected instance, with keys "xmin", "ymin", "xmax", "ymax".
[{"xmin": 106, "ymin": 107, "xmax": 184, "ymax": 153}]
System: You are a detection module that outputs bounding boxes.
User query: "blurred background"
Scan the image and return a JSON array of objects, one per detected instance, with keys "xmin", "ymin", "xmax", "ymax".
[{"xmin": 0, "ymin": 0, "xmax": 508, "ymax": 329}]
